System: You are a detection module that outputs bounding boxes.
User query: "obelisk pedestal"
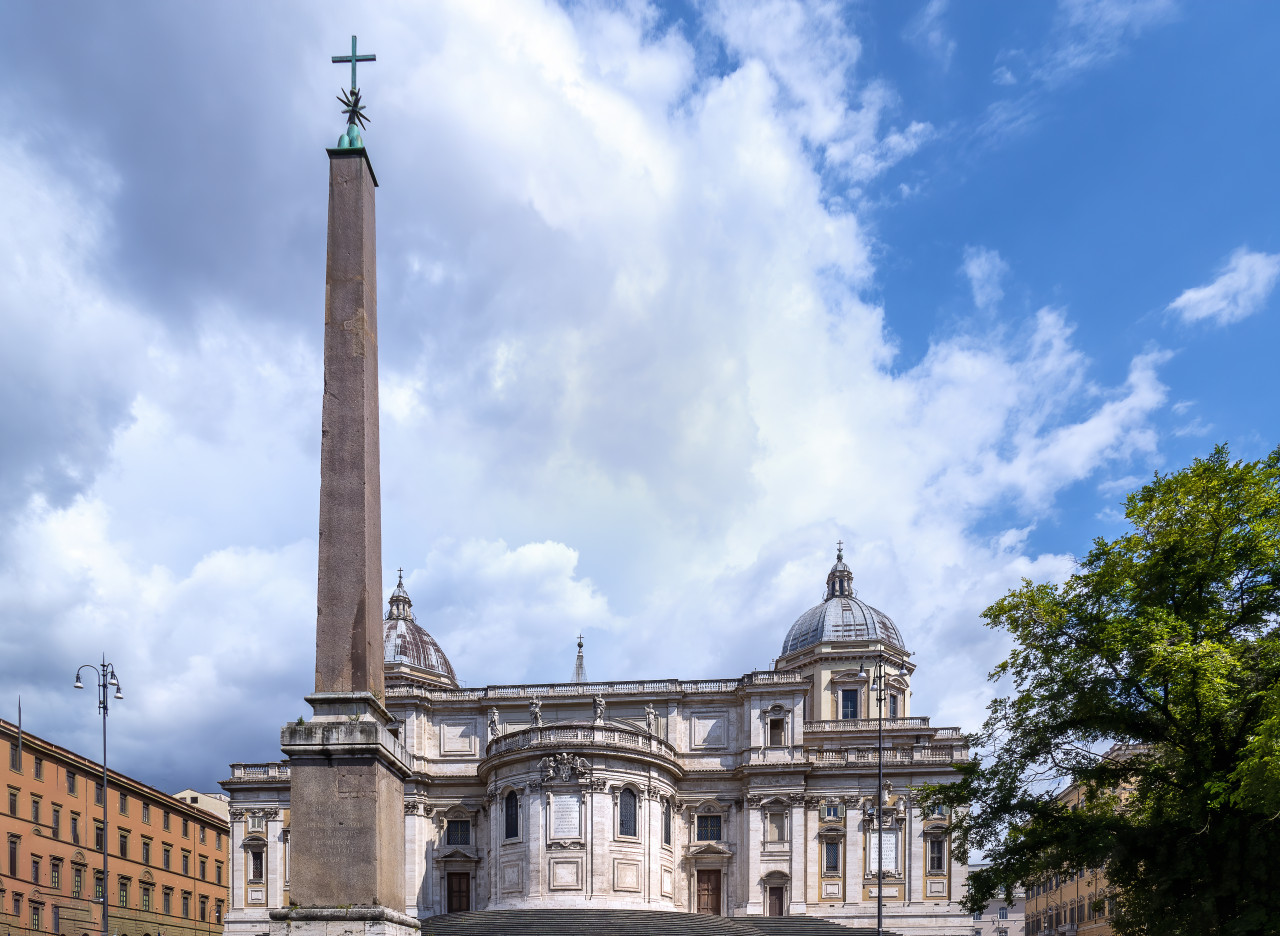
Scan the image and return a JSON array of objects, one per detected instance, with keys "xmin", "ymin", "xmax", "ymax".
[{"xmin": 269, "ymin": 147, "xmax": 418, "ymax": 936}]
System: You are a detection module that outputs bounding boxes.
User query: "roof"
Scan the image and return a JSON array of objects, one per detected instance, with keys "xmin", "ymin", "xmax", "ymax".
[{"xmin": 779, "ymin": 546, "xmax": 905, "ymax": 656}]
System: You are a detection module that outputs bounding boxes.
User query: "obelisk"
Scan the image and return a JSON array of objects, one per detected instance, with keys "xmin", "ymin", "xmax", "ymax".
[{"xmin": 271, "ymin": 37, "xmax": 418, "ymax": 936}]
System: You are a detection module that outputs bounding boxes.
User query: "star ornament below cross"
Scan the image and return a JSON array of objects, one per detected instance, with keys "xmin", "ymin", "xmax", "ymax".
[{"xmin": 338, "ymin": 87, "xmax": 370, "ymax": 130}]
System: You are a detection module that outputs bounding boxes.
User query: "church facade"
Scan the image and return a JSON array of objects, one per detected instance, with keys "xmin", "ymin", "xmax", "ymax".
[{"xmin": 221, "ymin": 548, "xmax": 970, "ymax": 934}]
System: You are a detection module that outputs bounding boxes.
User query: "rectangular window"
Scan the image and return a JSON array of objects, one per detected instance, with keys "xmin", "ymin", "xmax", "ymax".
[
  {"xmin": 696, "ymin": 814, "xmax": 722, "ymax": 841},
  {"xmin": 12, "ymin": 894, "xmax": 21, "ymax": 916},
  {"xmin": 7, "ymin": 789, "xmax": 16, "ymax": 815},
  {"xmin": 141, "ymin": 802, "xmax": 150, "ymax": 824},
  {"xmin": 52, "ymin": 905, "xmax": 59, "ymax": 932},
  {"xmin": 162, "ymin": 810, "xmax": 170, "ymax": 831},
  {"xmin": 162, "ymin": 888, "xmax": 172, "ymax": 915},
  {"xmin": 118, "ymin": 792, "xmax": 127, "ymax": 815},
  {"xmin": 33, "ymin": 856, "xmax": 41, "ymax": 883},
  {"xmin": 662, "ymin": 802, "xmax": 671, "ymax": 846},
  {"xmin": 141, "ymin": 839, "xmax": 151, "ymax": 865},
  {"xmin": 51, "ymin": 806, "xmax": 60, "ymax": 839},
  {"xmin": 94, "ymin": 871, "xmax": 103, "ymax": 900},
  {"xmin": 162, "ymin": 845, "xmax": 171, "ymax": 870},
  {"xmin": 73, "ymin": 867, "xmax": 83, "ymax": 898},
  {"xmin": 215, "ymin": 860, "xmax": 223, "ymax": 885},
  {"xmin": 215, "ymin": 830, "xmax": 222, "ymax": 850},
  {"xmin": 199, "ymin": 825, "xmax": 206, "ymax": 845},
  {"xmin": 33, "ymin": 758, "xmax": 43, "ymax": 781},
  {"xmin": 181, "ymin": 818, "xmax": 189, "ymax": 838},
  {"xmin": 999, "ymin": 906, "xmax": 1009, "ymax": 920},
  {"xmin": 31, "ymin": 902, "xmax": 42, "ymax": 931},
  {"xmin": 823, "ymin": 840, "xmax": 840, "ymax": 874},
  {"xmin": 94, "ymin": 821, "xmax": 104, "ymax": 851},
  {"xmin": 445, "ymin": 820, "xmax": 470, "ymax": 846},
  {"xmin": 767, "ymin": 811, "xmax": 786, "ymax": 842},
  {"xmin": 50, "ymin": 858, "xmax": 61, "ymax": 889},
  {"xmin": 181, "ymin": 893, "xmax": 190, "ymax": 918},
  {"xmin": 250, "ymin": 849, "xmax": 264, "ymax": 882},
  {"xmin": 181, "ymin": 851, "xmax": 189, "ymax": 875},
  {"xmin": 31, "ymin": 797, "xmax": 40, "ymax": 824},
  {"xmin": 94, "ymin": 782, "xmax": 104, "ymax": 807},
  {"xmin": 199, "ymin": 857, "xmax": 206, "ymax": 880},
  {"xmin": 7, "ymin": 743, "xmax": 18, "ymax": 771},
  {"xmin": 199, "ymin": 896, "xmax": 208, "ymax": 921},
  {"xmin": 841, "ymin": 688, "xmax": 859, "ymax": 720},
  {"xmin": 66, "ymin": 773, "xmax": 76, "ymax": 796},
  {"xmin": 119, "ymin": 831, "xmax": 128, "ymax": 859},
  {"xmin": 8, "ymin": 834, "xmax": 18, "ymax": 876},
  {"xmin": 768, "ymin": 718, "xmax": 785, "ymax": 746},
  {"xmin": 928, "ymin": 837, "xmax": 945, "ymax": 872},
  {"xmin": 888, "ymin": 694, "xmax": 899, "ymax": 718},
  {"xmin": 141, "ymin": 886, "xmax": 152, "ymax": 912},
  {"xmin": 118, "ymin": 880, "xmax": 128, "ymax": 908},
  {"xmin": 70, "ymin": 814, "xmax": 80, "ymax": 845},
  {"xmin": 248, "ymin": 814, "xmax": 264, "ymax": 832},
  {"xmin": 215, "ymin": 899, "xmax": 223, "ymax": 924}
]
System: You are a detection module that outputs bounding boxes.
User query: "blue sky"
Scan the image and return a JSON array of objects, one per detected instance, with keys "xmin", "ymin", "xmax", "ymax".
[{"xmin": 0, "ymin": 1, "xmax": 1277, "ymax": 794}]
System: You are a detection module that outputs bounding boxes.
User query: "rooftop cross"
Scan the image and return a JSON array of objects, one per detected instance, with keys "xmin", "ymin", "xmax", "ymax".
[{"xmin": 332, "ymin": 35, "xmax": 376, "ymax": 92}]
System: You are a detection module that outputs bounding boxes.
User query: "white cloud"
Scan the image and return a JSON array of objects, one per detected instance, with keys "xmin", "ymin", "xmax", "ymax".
[
  {"xmin": 962, "ymin": 245, "xmax": 1010, "ymax": 310},
  {"xmin": 1166, "ymin": 247, "xmax": 1280, "ymax": 326},
  {"xmin": 1039, "ymin": 0, "xmax": 1178, "ymax": 85},
  {"xmin": 991, "ymin": 65, "xmax": 1017, "ymax": 86},
  {"xmin": 905, "ymin": 0, "xmax": 957, "ymax": 71}
]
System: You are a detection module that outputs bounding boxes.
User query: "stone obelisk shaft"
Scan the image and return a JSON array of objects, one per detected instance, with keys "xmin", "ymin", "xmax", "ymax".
[
  {"xmin": 276, "ymin": 150, "xmax": 414, "ymax": 924},
  {"xmin": 316, "ymin": 149, "xmax": 383, "ymax": 697}
]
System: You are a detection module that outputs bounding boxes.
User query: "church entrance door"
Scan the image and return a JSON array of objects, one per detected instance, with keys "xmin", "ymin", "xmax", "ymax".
[
  {"xmin": 768, "ymin": 886, "xmax": 785, "ymax": 916},
  {"xmin": 696, "ymin": 870, "xmax": 721, "ymax": 915},
  {"xmin": 446, "ymin": 872, "xmax": 470, "ymax": 913}
]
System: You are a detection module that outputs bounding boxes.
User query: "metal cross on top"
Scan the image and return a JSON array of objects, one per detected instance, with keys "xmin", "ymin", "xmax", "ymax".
[{"xmin": 332, "ymin": 35, "xmax": 375, "ymax": 92}]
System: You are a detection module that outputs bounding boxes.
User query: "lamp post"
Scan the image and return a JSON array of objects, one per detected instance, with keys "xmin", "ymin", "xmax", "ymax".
[
  {"xmin": 861, "ymin": 654, "xmax": 906, "ymax": 936},
  {"xmin": 75, "ymin": 657, "xmax": 123, "ymax": 936}
]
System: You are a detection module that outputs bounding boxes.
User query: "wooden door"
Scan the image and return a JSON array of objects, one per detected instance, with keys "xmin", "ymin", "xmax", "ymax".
[
  {"xmin": 696, "ymin": 870, "xmax": 721, "ymax": 915},
  {"xmin": 446, "ymin": 872, "xmax": 470, "ymax": 913},
  {"xmin": 768, "ymin": 886, "xmax": 785, "ymax": 916}
]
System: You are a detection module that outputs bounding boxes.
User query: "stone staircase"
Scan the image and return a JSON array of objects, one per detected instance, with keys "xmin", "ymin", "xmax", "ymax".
[{"xmin": 419, "ymin": 909, "xmax": 901, "ymax": 936}]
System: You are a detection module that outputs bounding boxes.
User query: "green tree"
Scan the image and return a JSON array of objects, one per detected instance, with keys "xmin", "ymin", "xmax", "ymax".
[{"xmin": 923, "ymin": 445, "xmax": 1280, "ymax": 936}]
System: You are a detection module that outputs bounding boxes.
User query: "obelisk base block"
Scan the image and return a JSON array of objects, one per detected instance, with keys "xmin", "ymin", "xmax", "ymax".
[
  {"xmin": 269, "ymin": 907, "xmax": 420, "ymax": 936},
  {"xmin": 281, "ymin": 693, "xmax": 413, "ymax": 910}
]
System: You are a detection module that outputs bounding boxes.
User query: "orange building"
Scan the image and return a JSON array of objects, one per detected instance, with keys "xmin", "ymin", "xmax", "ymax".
[{"xmin": 2, "ymin": 719, "xmax": 229, "ymax": 936}]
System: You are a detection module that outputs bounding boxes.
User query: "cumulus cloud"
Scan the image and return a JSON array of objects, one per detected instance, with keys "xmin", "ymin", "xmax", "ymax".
[
  {"xmin": 1166, "ymin": 247, "xmax": 1280, "ymax": 326},
  {"xmin": 962, "ymin": 245, "xmax": 1010, "ymax": 310},
  {"xmin": 0, "ymin": 2, "xmax": 1176, "ymax": 790}
]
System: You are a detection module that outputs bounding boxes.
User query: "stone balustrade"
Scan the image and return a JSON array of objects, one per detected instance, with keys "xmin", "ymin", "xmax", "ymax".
[
  {"xmin": 389, "ymin": 670, "xmax": 807, "ymax": 704},
  {"xmin": 227, "ymin": 762, "xmax": 291, "ymax": 780},
  {"xmin": 807, "ymin": 745, "xmax": 968, "ymax": 767},
  {"xmin": 485, "ymin": 721, "xmax": 680, "ymax": 762},
  {"xmin": 803, "ymin": 717, "xmax": 932, "ymax": 733}
]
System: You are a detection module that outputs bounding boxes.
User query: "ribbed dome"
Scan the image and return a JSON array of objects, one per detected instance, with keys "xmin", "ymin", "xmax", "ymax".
[
  {"xmin": 383, "ymin": 572, "xmax": 458, "ymax": 686},
  {"xmin": 780, "ymin": 545, "xmax": 905, "ymax": 656}
]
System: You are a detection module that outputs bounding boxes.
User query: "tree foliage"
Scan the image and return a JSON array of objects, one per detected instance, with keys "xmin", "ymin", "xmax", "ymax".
[{"xmin": 922, "ymin": 445, "xmax": 1280, "ymax": 935}]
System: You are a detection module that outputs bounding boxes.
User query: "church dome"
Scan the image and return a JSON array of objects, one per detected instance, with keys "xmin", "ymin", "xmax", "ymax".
[
  {"xmin": 383, "ymin": 571, "xmax": 458, "ymax": 686},
  {"xmin": 780, "ymin": 544, "xmax": 905, "ymax": 656}
]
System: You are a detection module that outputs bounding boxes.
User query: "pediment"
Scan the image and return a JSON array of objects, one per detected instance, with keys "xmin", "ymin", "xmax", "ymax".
[
  {"xmin": 831, "ymin": 670, "xmax": 869, "ymax": 683},
  {"xmin": 436, "ymin": 847, "xmax": 479, "ymax": 863},
  {"xmin": 687, "ymin": 842, "xmax": 733, "ymax": 857}
]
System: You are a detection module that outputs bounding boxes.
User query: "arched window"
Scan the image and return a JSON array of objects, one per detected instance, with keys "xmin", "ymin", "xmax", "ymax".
[
  {"xmin": 619, "ymin": 789, "xmax": 637, "ymax": 838},
  {"xmin": 662, "ymin": 800, "xmax": 672, "ymax": 846},
  {"xmin": 504, "ymin": 791, "xmax": 519, "ymax": 840}
]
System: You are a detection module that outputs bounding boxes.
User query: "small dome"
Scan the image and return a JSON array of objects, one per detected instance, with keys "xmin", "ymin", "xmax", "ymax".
[
  {"xmin": 383, "ymin": 571, "xmax": 458, "ymax": 686},
  {"xmin": 780, "ymin": 545, "xmax": 905, "ymax": 656}
]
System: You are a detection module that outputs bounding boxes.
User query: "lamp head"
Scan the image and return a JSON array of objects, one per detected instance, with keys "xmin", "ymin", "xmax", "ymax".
[
  {"xmin": 108, "ymin": 672, "xmax": 119, "ymax": 687},
  {"xmin": 74, "ymin": 676, "xmax": 84, "ymax": 690},
  {"xmin": 114, "ymin": 687, "xmax": 123, "ymax": 700}
]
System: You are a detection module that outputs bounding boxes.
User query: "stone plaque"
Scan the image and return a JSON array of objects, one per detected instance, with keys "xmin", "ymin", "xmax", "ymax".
[
  {"xmin": 500, "ymin": 861, "xmax": 522, "ymax": 894},
  {"xmin": 691, "ymin": 711, "xmax": 727, "ymax": 748},
  {"xmin": 551, "ymin": 794, "xmax": 581, "ymax": 838},
  {"xmin": 927, "ymin": 879, "xmax": 947, "ymax": 896},
  {"xmin": 549, "ymin": 858, "xmax": 582, "ymax": 889},
  {"xmin": 440, "ymin": 719, "xmax": 477, "ymax": 756},
  {"xmin": 866, "ymin": 829, "xmax": 899, "ymax": 873},
  {"xmin": 822, "ymin": 881, "xmax": 842, "ymax": 898},
  {"xmin": 661, "ymin": 867, "xmax": 674, "ymax": 896},
  {"xmin": 614, "ymin": 859, "xmax": 641, "ymax": 892}
]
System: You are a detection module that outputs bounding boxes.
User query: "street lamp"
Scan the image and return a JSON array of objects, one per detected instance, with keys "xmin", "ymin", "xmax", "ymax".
[
  {"xmin": 75, "ymin": 656, "xmax": 123, "ymax": 936},
  {"xmin": 861, "ymin": 654, "xmax": 907, "ymax": 936}
]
